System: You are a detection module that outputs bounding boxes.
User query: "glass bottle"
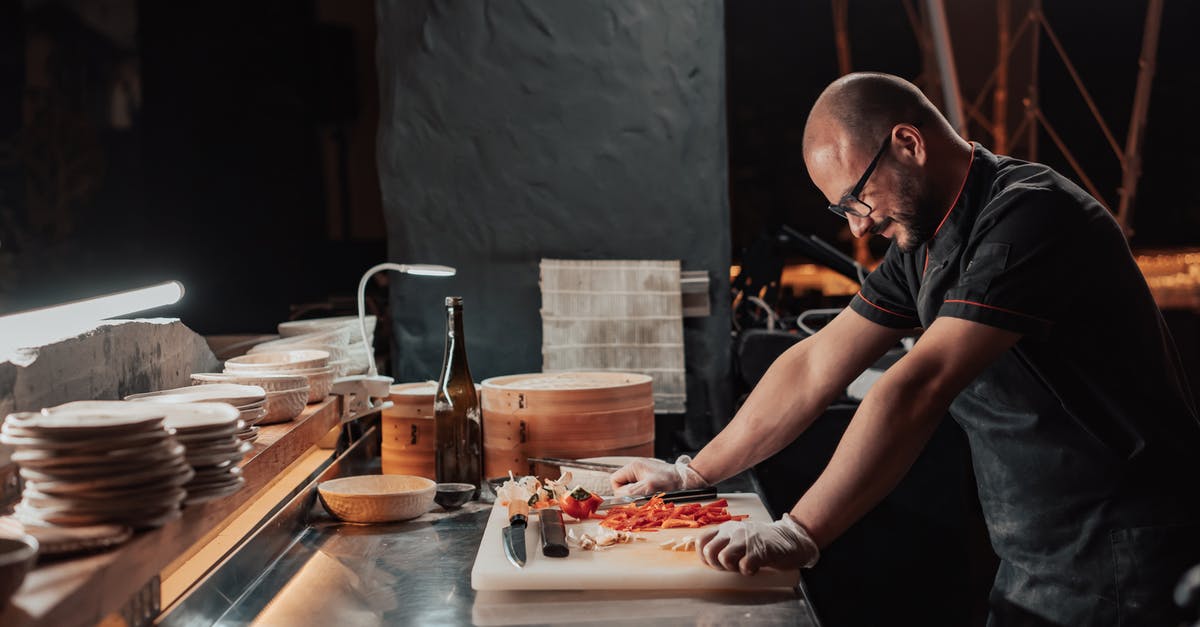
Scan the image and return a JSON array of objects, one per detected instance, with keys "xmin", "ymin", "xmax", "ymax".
[{"xmin": 435, "ymin": 296, "xmax": 482, "ymax": 499}]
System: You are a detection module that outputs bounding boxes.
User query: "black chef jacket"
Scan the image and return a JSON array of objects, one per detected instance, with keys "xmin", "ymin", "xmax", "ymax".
[{"xmin": 849, "ymin": 144, "xmax": 1200, "ymax": 625}]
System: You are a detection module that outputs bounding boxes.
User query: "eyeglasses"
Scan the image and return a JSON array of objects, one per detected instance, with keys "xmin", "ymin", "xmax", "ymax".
[{"xmin": 827, "ymin": 135, "xmax": 891, "ymax": 220}]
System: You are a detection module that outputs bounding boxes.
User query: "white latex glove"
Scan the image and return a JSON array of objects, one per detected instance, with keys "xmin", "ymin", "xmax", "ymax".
[
  {"xmin": 610, "ymin": 455, "xmax": 709, "ymax": 496},
  {"xmin": 697, "ymin": 514, "xmax": 820, "ymax": 575}
]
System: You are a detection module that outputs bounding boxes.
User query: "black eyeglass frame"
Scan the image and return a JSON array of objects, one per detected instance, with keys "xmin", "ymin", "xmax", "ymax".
[{"xmin": 827, "ymin": 134, "xmax": 892, "ymax": 219}]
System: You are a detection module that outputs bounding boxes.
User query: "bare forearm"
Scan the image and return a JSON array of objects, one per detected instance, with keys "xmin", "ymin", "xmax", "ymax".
[
  {"xmin": 788, "ymin": 374, "xmax": 951, "ymax": 547},
  {"xmin": 690, "ymin": 340, "xmax": 841, "ymax": 484}
]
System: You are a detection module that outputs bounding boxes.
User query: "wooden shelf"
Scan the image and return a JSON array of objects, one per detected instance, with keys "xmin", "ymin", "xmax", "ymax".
[{"xmin": 0, "ymin": 398, "xmax": 342, "ymax": 627}]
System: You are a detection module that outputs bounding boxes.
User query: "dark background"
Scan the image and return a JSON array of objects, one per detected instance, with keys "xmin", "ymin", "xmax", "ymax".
[{"xmin": 1, "ymin": 0, "xmax": 1198, "ymax": 330}]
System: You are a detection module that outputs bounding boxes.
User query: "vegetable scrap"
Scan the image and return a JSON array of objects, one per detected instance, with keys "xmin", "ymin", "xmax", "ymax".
[
  {"xmin": 658, "ymin": 536, "xmax": 696, "ymax": 552},
  {"xmin": 569, "ymin": 527, "xmax": 641, "ymax": 551},
  {"xmin": 598, "ymin": 495, "xmax": 748, "ymax": 532}
]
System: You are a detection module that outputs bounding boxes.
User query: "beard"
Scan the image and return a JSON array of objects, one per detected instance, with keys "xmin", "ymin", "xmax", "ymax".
[{"xmin": 886, "ymin": 167, "xmax": 939, "ymax": 253}]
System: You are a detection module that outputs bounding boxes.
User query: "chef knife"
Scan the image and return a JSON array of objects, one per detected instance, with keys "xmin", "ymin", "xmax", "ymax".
[
  {"xmin": 539, "ymin": 507, "xmax": 570, "ymax": 558},
  {"xmin": 502, "ymin": 499, "xmax": 529, "ymax": 568},
  {"xmin": 597, "ymin": 486, "xmax": 719, "ymax": 510}
]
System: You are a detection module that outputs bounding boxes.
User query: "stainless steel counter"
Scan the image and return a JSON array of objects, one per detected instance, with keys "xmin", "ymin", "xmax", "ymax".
[{"xmin": 161, "ymin": 421, "xmax": 822, "ymax": 626}]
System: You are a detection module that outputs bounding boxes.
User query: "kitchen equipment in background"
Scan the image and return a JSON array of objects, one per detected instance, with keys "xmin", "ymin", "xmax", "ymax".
[
  {"xmin": 481, "ymin": 372, "xmax": 654, "ymax": 480},
  {"xmin": 471, "ymin": 492, "xmax": 798, "ymax": 591},
  {"xmin": 317, "ymin": 474, "xmax": 435, "ymax": 523}
]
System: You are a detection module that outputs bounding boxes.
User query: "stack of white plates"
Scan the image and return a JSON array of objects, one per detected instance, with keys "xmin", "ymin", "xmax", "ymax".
[
  {"xmin": 126, "ymin": 384, "xmax": 267, "ymax": 443},
  {"xmin": 190, "ymin": 373, "xmax": 310, "ymax": 426},
  {"xmin": 2, "ymin": 402, "xmax": 191, "ymax": 528},
  {"xmin": 151, "ymin": 403, "xmax": 249, "ymax": 504}
]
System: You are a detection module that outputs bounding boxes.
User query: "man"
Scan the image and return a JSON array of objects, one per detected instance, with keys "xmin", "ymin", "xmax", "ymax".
[{"xmin": 612, "ymin": 73, "xmax": 1200, "ymax": 625}]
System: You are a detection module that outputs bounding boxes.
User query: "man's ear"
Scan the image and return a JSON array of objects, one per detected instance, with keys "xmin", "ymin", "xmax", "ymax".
[{"xmin": 891, "ymin": 124, "xmax": 925, "ymax": 167}]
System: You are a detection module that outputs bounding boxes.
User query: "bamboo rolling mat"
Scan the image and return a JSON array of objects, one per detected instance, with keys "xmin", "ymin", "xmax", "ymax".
[{"xmin": 539, "ymin": 259, "xmax": 686, "ymax": 413}]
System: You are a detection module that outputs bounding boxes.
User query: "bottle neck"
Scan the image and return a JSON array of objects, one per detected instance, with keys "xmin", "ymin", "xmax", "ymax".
[{"xmin": 441, "ymin": 305, "xmax": 472, "ymax": 382}]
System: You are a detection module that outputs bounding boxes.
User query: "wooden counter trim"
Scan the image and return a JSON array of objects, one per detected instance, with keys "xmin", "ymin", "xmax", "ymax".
[{"xmin": 0, "ymin": 397, "xmax": 342, "ymax": 627}]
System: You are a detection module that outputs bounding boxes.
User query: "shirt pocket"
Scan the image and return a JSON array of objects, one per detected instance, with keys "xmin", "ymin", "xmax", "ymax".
[{"xmin": 959, "ymin": 242, "xmax": 1011, "ymax": 299}]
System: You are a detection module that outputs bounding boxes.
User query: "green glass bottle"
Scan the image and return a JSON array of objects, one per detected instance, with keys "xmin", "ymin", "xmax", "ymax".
[{"xmin": 434, "ymin": 297, "xmax": 482, "ymax": 499}]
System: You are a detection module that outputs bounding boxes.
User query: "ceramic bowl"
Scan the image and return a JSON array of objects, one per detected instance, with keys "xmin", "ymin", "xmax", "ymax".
[
  {"xmin": 0, "ymin": 533, "xmax": 38, "ymax": 607},
  {"xmin": 279, "ymin": 315, "xmax": 376, "ymax": 339},
  {"xmin": 224, "ymin": 350, "xmax": 330, "ymax": 372},
  {"xmin": 434, "ymin": 483, "xmax": 475, "ymax": 510},
  {"xmin": 191, "ymin": 373, "xmax": 309, "ymax": 393},
  {"xmin": 556, "ymin": 456, "xmax": 645, "ymax": 496},
  {"xmin": 250, "ymin": 341, "xmax": 348, "ymax": 363},
  {"xmin": 261, "ymin": 387, "xmax": 310, "ymax": 424},
  {"xmin": 318, "ymin": 475, "xmax": 435, "ymax": 523},
  {"xmin": 253, "ymin": 327, "xmax": 352, "ymax": 349}
]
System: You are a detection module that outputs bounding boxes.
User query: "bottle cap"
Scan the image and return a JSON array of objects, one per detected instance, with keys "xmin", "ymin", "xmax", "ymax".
[{"xmin": 446, "ymin": 296, "xmax": 464, "ymax": 306}]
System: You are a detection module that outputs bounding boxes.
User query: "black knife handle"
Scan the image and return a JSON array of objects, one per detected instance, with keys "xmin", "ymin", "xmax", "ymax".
[{"xmin": 539, "ymin": 509, "xmax": 570, "ymax": 558}]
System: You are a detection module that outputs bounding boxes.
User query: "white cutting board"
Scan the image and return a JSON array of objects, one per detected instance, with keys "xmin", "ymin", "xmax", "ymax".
[{"xmin": 470, "ymin": 493, "xmax": 800, "ymax": 591}]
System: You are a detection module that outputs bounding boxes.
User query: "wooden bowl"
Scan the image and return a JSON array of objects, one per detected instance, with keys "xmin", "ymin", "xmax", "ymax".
[{"xmin": 318, "ymin": 475, "xmax": 435, "ymax": 523}]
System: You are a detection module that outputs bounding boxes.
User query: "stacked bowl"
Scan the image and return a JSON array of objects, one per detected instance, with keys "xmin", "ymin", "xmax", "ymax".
[
  {"xmin": 3, "ymin": 402, "xmax": 191, "ymax": 529},
  {"xmin": 126, "ymin": 384, "xmax": 266, "ymax": 443},
  {"xmin": 277, "ymin": 315, "xmax": 375, "ymax": 376},
  {"xmin": 190, "ymin": 373, "xmax": 310, "ymax": 425},
  {"xmin": 224, "ymin": 350, "xmax": 334, "ymax": 404}
]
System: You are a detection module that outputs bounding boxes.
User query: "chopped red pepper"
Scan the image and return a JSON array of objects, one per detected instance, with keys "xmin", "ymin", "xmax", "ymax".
[{"xmin": 560, "ymin": 486, "xmax": 604, "ymax": 520}]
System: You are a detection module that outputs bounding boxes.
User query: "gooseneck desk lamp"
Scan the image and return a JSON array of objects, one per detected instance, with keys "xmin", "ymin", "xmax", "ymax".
[{"xmin": 355, "ymin": 263, "xmax": 456, "ymax": 378}]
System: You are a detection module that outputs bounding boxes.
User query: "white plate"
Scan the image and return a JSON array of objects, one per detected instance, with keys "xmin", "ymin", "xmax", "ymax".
[{"xmin": 126, "ymin": 384, "xmax": 265, "ymax": 406}]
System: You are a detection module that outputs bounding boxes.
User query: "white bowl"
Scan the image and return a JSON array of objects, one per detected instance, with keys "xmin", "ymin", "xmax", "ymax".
[
  {"xmin": 261, "ymin": 387, "xmax": 310, "ymax": 424},
  {"xmin": 225, "ymin": 350, "xmax": 330, "ymax": 372},
  {"xmin": 556, "ymin": 456, "xmax": 647, "ymax": 496},
  {"xmin": 318, "ymin": 474, "xmax": 434, "ymax": 523},
  {"xmin": 251, "ymin": 342, "xmax": 348, "ymax": 363},
  {"xmin": 251, "ymin": 328, "xmax": 352, "ymax": 350},
  {"xmin": 279, "ymin": 315, "xmax": 376, "ymax": 338},
  {"xmin": 191, "ymin": 373, "xmax": 309, "ymax": 393}
]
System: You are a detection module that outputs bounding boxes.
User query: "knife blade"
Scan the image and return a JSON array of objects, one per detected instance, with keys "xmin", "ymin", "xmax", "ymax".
[
  {"xmin": 502, "ymin": 500, "xmax": 529, "ymax": 568},
  {"xmin": 597, "ymin": 486, "xmax": 719, "ymax": 510}
]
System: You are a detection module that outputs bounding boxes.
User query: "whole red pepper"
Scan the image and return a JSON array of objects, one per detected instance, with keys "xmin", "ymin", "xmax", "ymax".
[{"xmin": 560, "ymin": 486, "xmax": 603, "ymax": 520}]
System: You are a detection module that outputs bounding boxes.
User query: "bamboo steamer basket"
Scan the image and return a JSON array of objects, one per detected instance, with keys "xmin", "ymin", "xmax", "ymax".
[
  {"xmin": 480, "ymin": 372, "xmax": 655, "ymax": 480},
  {"xmin": 381, "ymin": 383, "xmax": 437, "ymax": 479}
]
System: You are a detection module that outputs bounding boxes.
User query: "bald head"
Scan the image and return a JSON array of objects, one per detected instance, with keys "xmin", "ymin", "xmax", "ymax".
[{"xmin": 803, "ymin": 73, "xmax": 952, "ymax": 158}]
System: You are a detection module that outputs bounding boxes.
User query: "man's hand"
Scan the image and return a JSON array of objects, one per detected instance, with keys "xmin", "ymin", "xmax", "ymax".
[
  {"xmin": 696, "ymin": 514, "xmax": 819, "ymax": 575},
  {"xmin": 610, "ymin": 456, "xmax": 709, "ymax": 496}
]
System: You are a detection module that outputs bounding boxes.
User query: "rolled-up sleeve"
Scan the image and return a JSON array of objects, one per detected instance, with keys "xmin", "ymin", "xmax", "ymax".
[{"xmin": 850, "ymin": 246, "xmax": 921, "ymax": 329}]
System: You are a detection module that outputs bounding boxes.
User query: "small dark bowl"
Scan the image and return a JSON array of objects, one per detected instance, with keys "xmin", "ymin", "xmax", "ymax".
[
  {"xmin": 0, "ymin": 534, "xmax": 38, "ymax": 607},
  {"xmin": 435, "ymin": 483, "xmax": 476, "ymax": 510}
]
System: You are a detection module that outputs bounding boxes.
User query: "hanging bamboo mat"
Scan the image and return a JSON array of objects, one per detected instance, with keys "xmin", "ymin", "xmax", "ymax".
[{"xmin": 539, "ymin": 259, "xmax": 686, "ymax": 413}]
